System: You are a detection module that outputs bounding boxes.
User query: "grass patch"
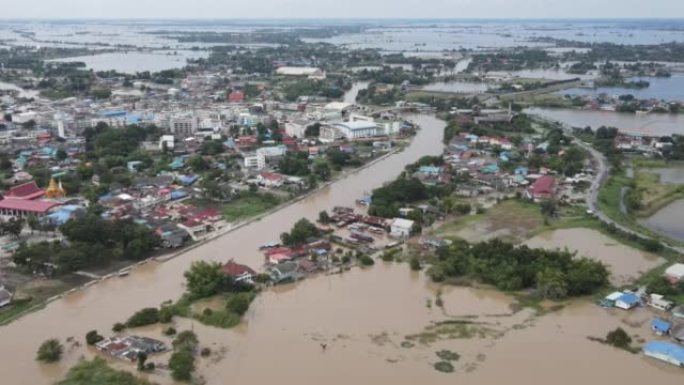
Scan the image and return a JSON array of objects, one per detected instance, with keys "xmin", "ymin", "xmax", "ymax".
[
  {"xmin": 405, "ymin": 320, "xmax": 500, "ymax": 345},
  {"xmin": 0, "ymin": 298, "xmax": 41, "ymax": 325},
  {"xmin": 190, "ymin": 292, "xmax": 255, "ymax": 329},
  {"xmin": 434, "ymin": 199, "xmax": 544, "ymax": 242},
  {"xmin": 222, "ymin": 194, "xmax": 281, "ymax": 222}
]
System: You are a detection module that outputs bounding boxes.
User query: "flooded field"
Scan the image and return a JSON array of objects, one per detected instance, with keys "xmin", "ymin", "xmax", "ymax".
[
  {"xmin": 526, "ymin": 228, "xmax": 665, "ymax": 286},
  {"xmin": 557, "ymin": 75, "xmax": 684, "ymax": 102},
  {"xmin": 640, "ymin": 199, "xmax": 684, "ymax": 243},
  {"xmin": 48, "ymin": 50, "xmax": 209, "ymax": 73},
  {"xmin": 527, "ymin": 107, "xmax": 684, "ymax": 136},
  {"xmin": 420, "ymin": 81, "xmax": 492, "ymax": 94}
]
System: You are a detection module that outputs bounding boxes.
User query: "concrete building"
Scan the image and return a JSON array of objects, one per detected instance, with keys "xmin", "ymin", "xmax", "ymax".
[
  {"xmin": 243, "ymin": 153, "xmax": 266, "ymax": 170},
  {"xmin": 332, "ymin": 121, "xmax": 380, "ymax": 140},
  {"xmin": 390, "ymin": 218, "xmax": 415, "ymax": 238},
  {"xmin": 284, "ymin": 120, "xmax": 310, "ymax": 138},
  {"xmin": 170, "ymin": 115, "xmax": 198, "ymax": 137},
  {"xmin": 159, "ymin": 135, "xmax": 175, "ymax": 150},
  {"xmin": 276, "ymin": 67, "xmax": 325, "ymax": 79}
]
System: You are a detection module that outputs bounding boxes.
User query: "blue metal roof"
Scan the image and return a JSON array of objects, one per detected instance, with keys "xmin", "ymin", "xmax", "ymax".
[
  {"xmin": 617, "ymin": 292, "xmax": 640, "ymax": 305},
  {"xmin": 643, "ymin": 341, "xmax": 684, "ymax": 363},
  {"xmin": 651, "ymin": 318, "xmax": 672, "ymax": 332}
]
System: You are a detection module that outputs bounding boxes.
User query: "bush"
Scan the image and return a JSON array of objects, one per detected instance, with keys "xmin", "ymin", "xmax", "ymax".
[
  {"xmin": 169, "ymin": 349, "xmax": 195, "ymax": 381},
  {"xmin": 126, "ymin": 308, "xmax": 160, "ymax": 328},
  {"xmin": 163, "ymin": 327, "xmax": 177, "ymax": 336},
  {"xmin": 226, "ymin": 293, "xmax": 253, "ymax": 316},
  {"xmin": 436, "ymin": 350, "xmax": 460, "ymax": 361},
  {"xmin": 433, "ymin": 361, "xmax": 454, "ymax": 373},
  {"xmin": 173, "ymin": 331, "xmax": 199, "ymax": 352},
  {"xmin": 85, "ymin": 330, "xmax": 104, "ymax": 346},
  {"xmin": 359, "ymin": 255, "xmax": 375, "ymax": 266},
  {"xmin": 200, "ymin": 347, "xmax": 212, "ymax": 357},
  {"xmin": 36, "ymin": 339, "xmax": 63, "ymax": 363},
  {"xmin": 606, "ymin": 327, "xmax": 632, "ymax": 349},
  {"xmin": 409, "ymin": 256, "xmax": 421, "ymax": 271},
  {"xmin": 112, "ymin": 322, "xmax": 126, "ymax": 332}
]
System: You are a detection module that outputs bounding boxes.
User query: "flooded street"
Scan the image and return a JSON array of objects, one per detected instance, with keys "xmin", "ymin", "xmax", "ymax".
[{"xmin": 526, "ymin": 228, "xmax": 665, "ymax": 286}]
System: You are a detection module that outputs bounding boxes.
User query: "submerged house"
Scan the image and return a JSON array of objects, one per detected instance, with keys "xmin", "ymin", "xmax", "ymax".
[
  {"xmin": 269, "ymin": 261, "xmax": 300, "ymax": 284},
  {"xmin": 0, "ymin": 285, "xmax": 12, "ymax": 308},
  {"xmin": 643, "ymin": 341, "xmax": 684, "ymax": 367},
  {"xmin": 223, "ymin": 260, "xmax": 256, "ymax": 283},
  {"xmin": 614, "ymin": 292, "xmax": 640, "ymax": 310},
  {"xmin": 651, "ymin": 318, "xmax": 672, "ymax": 336}
]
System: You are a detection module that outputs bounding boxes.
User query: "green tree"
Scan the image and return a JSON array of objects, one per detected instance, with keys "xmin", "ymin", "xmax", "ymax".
[
  {"xmin": 36, "ymin": 339, "xmax": 63, "ymax": 363},
  {"xmin": 187, "ymin": 155, "xmax": 209, "ymax": 173},
  {"xmin": 226, "ymin": 292, "xmax": 252, "ymax": 316},
  {"xmin": 183, "ymin": 261, "xmax": 229, "ymax": 300},
  {"xmin": 409, "ymin": 256, "xmax": 421, "ymax": 271},
  {"xmin": 85, "ymin": 330, "xmax": 104, "ymax": 345},
  {"xmin": 169, "ymin": 349, "xmax": 195, "ymax": 381},
  {"xmin": 280, "ymin": 218, "xmax": 320, "ymax": 246},
  {"xmin": 136, "ymin": 352, "xmax": 148, "ymax": 371},
  {"xmin": 318, "ymin": 210, "xmax": 331, "ymax": 224},
  {"xmin": 126, "ymin": 308, "xmax": 160, "ymax": 327},
  {"xmin": 313, "ymin": 159, "xmax": 331, "ymax": 180},
  {"xmin": 535, "ymin": 268, "xmax": 568, "ymax": 299},
  {"xmin": 172, "ymin": 331, "xmax": 199, "ymax": 352}
]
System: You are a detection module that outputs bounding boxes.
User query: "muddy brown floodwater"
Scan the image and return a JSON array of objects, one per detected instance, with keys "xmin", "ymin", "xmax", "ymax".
[
  {"xmin": 526, "ymin": 228, "xmax": 665, "ymax": 286},
  {"xmin": 1, "ymin": 115, "xmax": 682, "ymax": 385},
  {"xmin": 0, "ymin": 114, "xmax": 445, "ymax": 384}
]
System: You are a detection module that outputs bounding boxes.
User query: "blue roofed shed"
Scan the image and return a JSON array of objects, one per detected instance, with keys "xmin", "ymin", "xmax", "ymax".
[
  {"xmin": 643, "ymin": 341, "xmax": 684, "ymax": 367},
  {"xmin": 615, "ymin": 292, "xmax": 640, "ymax": 310},
  {"xmin": 177, "ymin": 175, "xmax": 198, "ymax": 186},
  {"xmin": 651, "ymin": 319, "xmax": 672, "ymax": 336}
]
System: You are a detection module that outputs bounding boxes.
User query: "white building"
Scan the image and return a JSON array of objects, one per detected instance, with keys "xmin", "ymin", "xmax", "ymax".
[
  {"xmin": 332, "ymin": 121, "xmax": 380, "ymax": 140},
  {"xmin": 159, "ymin": 135, "xmax": 175, "ymax": 151},
  {"xmin": 665, "ymin": 263, "xmax": 684, "ymax": 284},
  {"xmin": 243, "ymin": 153, "xmax": 266, "ymax": 170},
  {"xmin": 276, "ymin": 66, "xmax": 325, "ymax": 79},
  {"xmin": 257, "ymin": 145, "xmax": 287, "ymax": 158},
  {"xmin": 390, "ymin": 218, "xmax": 415, "ymax": 238},
  {"xmin": 284, "ymin": 120, "xmax": 310, "ymax": 138}
]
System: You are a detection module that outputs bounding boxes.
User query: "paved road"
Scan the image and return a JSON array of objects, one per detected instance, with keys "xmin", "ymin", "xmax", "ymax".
[{"xmin": 533, "ymin": 116, "xmax": 684, "ymax": 255}]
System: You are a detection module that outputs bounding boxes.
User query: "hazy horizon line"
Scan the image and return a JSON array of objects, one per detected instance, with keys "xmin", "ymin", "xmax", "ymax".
[{"xmin": 1, "ymin": 17, "xmax": 683, "ymax": 21}]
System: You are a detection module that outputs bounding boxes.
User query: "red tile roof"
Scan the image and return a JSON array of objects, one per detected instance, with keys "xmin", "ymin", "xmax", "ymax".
[
  {"xmin": 529, "ymin": 175, "xmax": 556, "ymax": 197},
  {"xmin": 5, "ymin": 181, "xmax": 45, "ymax": 200},
  {"xmin": 222, "ymin": 260, "xmax": 256, "ymax": 278},
  {"xmin": 228, "ymin": 91, "xmax": 245, "ymax": 103},
  {"xmin": 0, "ymin": 198, "xmax": 59, "ymax": 213}
]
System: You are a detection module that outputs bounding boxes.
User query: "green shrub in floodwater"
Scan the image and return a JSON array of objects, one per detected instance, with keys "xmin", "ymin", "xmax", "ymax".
[
  {"xmin": 436, "ymin": 349, "xmax": 460, "ymax": 361},
  {"xmin": 433, "ymin": 361, "xmax": 454, "ymax": 373}
]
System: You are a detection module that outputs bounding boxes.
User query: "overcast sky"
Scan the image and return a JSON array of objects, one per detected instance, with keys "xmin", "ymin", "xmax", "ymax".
[{"xmin": 1, "ymin": 0, "xmax": 683, "ymax": 19}]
